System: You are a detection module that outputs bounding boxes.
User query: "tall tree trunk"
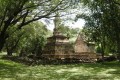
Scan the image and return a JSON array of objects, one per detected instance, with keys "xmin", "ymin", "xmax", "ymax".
[
  {"xmin": 101, "ymin": 43, "xmax": 105, "ymax": 59},
  {"xmin": 0, "ymin": 34, "xmax": 8, "ymax": 51},
  {"xmin": 114, "ymin": 25, "xmax": 120, "ymax": 61},
  {"xmin": 7, "ymin": 50, "xmax": 13, "ymax": 56},
  {"xmin": 0, "ymin": 16, "xmax": 13, "ymax": 51},
  {"xmin": 101, "ymin": 33, "xmax": 106, "ymax": 59},
  {"xmin": 6, "ymin": 37, "xmax": 20, "ymax": 56},
  {"xmin": 116, "ymin": 37, "xmax": 120, "ymax": 61}
]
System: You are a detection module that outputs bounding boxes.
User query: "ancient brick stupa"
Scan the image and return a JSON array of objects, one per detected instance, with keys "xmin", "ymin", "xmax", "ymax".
[
  {"xmin": 42, "ymin": 13, "xmax": 97, "ymax": 62},
  {"xmin": 42, "ymin": 13, "xmax": 74, "ymax": 59},
  {"xmin": 74, "ymin": 33, "xmax": 91, "ymax": 53},
  {"xmin": 74, "ymin": 33, "xmax": 97, "ymax": 62}
]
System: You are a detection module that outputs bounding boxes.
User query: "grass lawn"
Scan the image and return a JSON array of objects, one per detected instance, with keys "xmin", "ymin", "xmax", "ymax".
[{"xmin": 0, "ymin": 54, "xmax": 120, "ymax": 80}]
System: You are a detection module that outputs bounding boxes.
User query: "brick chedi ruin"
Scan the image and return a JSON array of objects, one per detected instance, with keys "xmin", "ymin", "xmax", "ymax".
[
  {"xmin": 74, "ymin": 33, "xmax": 97, "ymax": 62},
  {"xmin": 42, "ymin": 13, "xmax": 97, "ymax": 62}
]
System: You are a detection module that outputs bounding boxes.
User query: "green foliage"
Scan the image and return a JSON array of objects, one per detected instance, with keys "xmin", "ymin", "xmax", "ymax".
[
  {"xmin": 19, "ymin": 21, "xmax": 48, "ymax": 56},
  {"xmin": 77, "ymin": 0, "xmax": 120, "ymax": 56},
  {"xmin": 0, "ymin": 0, "xmax": 77, "ymax": 51},
  {"xmin": 58, "ymin": 24, "xmax": 79, "ymax": 38},
  {"xmin": 5, "ymin": 21, "xmax": 48, "ymax": 56}
]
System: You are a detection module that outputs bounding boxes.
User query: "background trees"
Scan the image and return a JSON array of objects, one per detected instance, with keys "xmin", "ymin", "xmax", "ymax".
[
  {"xmin": 77, "ymin": 0, "xmax": 120, "ymax": 57},
  {"xmin": 58, "ymin": 24, "xmax": 79, "ymax": 38},
  {"xmin": 0, "ymin": 0, "xmax": 77, "ymax": 51},
  {"xmin": 4, "ymin": 21, "xmax": 48, "ymax": 56}
]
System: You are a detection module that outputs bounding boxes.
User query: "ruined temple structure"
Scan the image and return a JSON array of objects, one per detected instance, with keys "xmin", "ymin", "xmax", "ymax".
[
  {"xmin": 73, "ymin": 33, "xmax": 97, "ymax": 62},
  {"xmin": 42, "ymin": 28, "xmax": 74, "ymax": 59},
  {"xmin": 42, "ymin": 13, "xmax": 74, "ymax": 59},
  {"xmin": 42, "ymin": 13, "xmax": 97, "ymax": 62}
]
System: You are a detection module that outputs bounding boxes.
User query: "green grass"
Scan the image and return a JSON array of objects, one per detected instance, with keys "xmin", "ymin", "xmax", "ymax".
[{"xmin": 0, "ymin": 54, "xmax": 120, "ymax": 80}]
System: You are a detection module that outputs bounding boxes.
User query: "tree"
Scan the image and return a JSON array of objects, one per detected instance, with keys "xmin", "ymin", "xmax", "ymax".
[
  {"xmin": 77, "ymin": 0, "xmax": 120, "ymax": 58},
  {"xmin": 5, "ymin": 30, "xmax": 24, "ymax": 56},
  {"xmin": 0, "ymin": 0, "xmax": 78, "ymax": 51},
  {"xmin": 5, "ymin": 21, "xmax": 48, "ymax": 56}
]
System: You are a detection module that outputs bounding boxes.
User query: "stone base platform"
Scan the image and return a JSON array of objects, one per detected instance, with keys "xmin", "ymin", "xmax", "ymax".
[{"xmin": 42, "ymin": 52, "xmax": 97, "ymax": 63}]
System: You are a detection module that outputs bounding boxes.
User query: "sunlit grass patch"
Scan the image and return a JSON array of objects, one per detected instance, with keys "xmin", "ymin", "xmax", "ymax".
[{"xmin": 0, "ymin": 56, "xmax": 120, "ymax": 80}]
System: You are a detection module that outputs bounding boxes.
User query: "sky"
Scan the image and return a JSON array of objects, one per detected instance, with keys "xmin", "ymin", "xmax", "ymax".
[
  {"xmin": 40, "ymin": 7, "xmax": 87, "ymax": 31},
  {"xmin": 65, "ymin": 19, "xmax": 85, "ymax": 29},
  {"xmin": 41, "ymin": 18, "xmax": 85, "ymax": 31},
  {"xmin": 40, "ymin": 3, "xmax": 90, "ymax": 31}
]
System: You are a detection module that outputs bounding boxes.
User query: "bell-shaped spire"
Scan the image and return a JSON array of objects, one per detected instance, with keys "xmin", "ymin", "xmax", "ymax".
[
  {"xmin": 53, "ymin": 12, "xmax": 61, "ymax": 35},
  {"xmin": 54, "ymin": 12, "xmax": 61, "ymax": 28}
]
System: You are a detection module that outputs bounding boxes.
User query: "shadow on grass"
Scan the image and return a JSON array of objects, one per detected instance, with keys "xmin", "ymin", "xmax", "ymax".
[
  {"xmin": 80, "ymin": 61, "xmax": 120, "ymax": 69},
  {"xmin": 1, "ymin": 55, "xmax": 36, "ymax": 66},
  {"xmin": 0, "ymin": 56, "xmax": 120, "ymax": 80},
  {"xmin": 2, "ymin": 55, "xmax": 120, "ymax": 67},
  {"xmin": 0, "ymin": 60, "xmax": 26, "ymax": 78},
  {"xmin": 0, "ymin": 55, "xmax": 97, "ymax": 66},
  {"xmin": 68, "ymin": 75, "xmax": 111, "ymax": 80}
]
